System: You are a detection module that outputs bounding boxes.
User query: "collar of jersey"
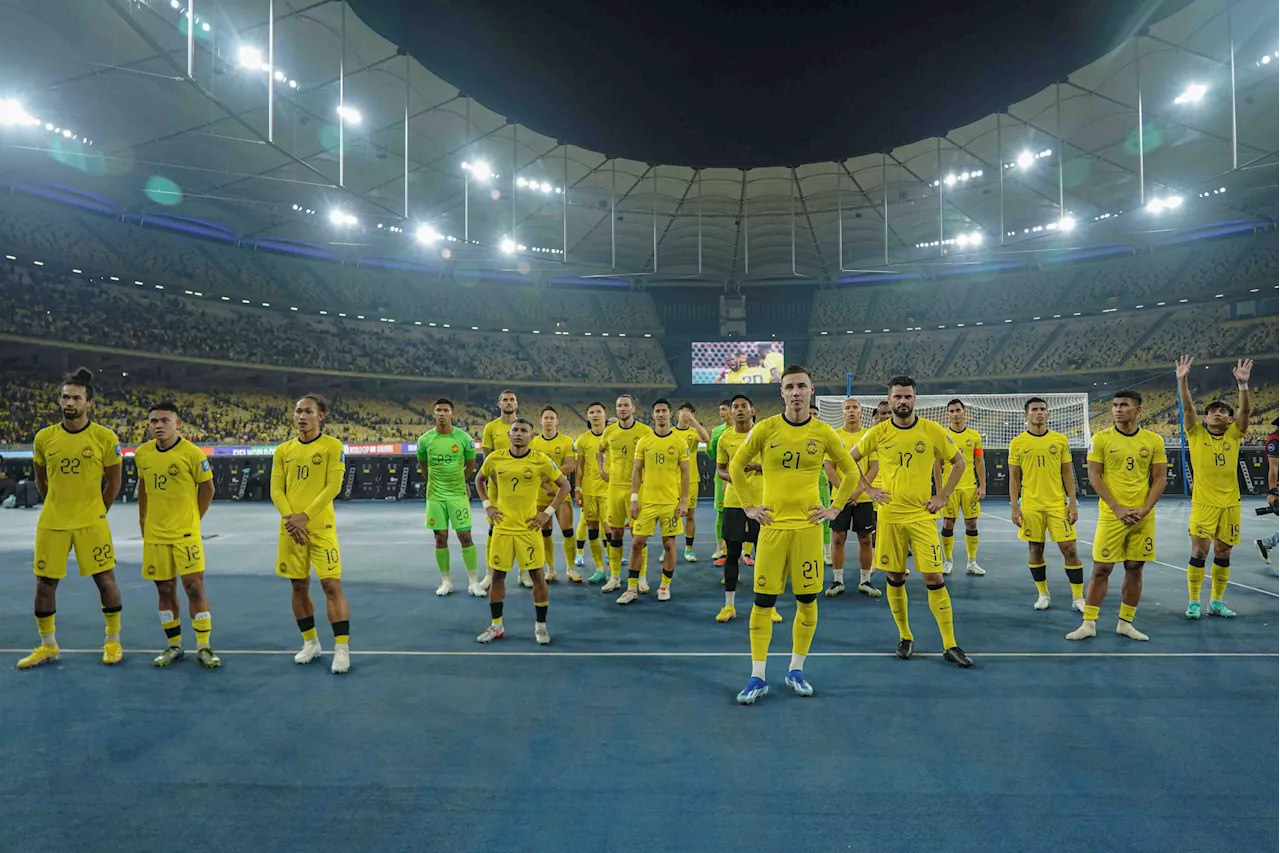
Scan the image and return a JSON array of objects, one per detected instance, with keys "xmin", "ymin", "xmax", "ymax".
[
  {"xmin": 781, "ymin": 414, "xmax": 811, "ymax": 428},
  {"xmin": 1114, "ymin": 425, "xmax": 1140, "ymax": 438},
  {"xmin": 614, "ymin": 420, "xmax": 638, "ymax": 430},
  {"xmin": 539, "ymin": 432, "xmax": 560, "ymax": 441},
  {"xmin": 948, "ymin": 425, "xmax": 968, "ymax": 434},
  {"xmin": 156, "ymin": 437, "xmax": 184, "ymax": 453},
  {"xmin": 653, "ymin": 428, "xmax": 674, "ymax": 438},
  {"xmin": 299, "ymin": 431, "xmax": 324, "ymax": 445},
  {"xmin": 508, "ymin": 447, "xmax": 532, "ymax": 459},
  {"xmin": 890, "ymin": 416, "xmax": 919, "ymax": 431},
  {"xmin": 60, "ymin": 420, "xmax": 91, "ymax": 435},
  {"xmin": 1024, "ymin": 428, "xmax": 1050, "ymax": 438}
]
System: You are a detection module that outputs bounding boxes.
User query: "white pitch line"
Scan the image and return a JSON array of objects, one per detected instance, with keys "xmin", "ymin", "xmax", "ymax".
[
  {"xmin": 987, "ymin": 515, "xmax": 1280, "ymax": 599},
  {"xmin": 0, "ymin": 648, "xmax": 1273, "ymax": 658}
]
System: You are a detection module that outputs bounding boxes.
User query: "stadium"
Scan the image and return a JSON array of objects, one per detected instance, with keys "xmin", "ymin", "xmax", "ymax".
[{"xmin": 0, "ymin": 0, "xmax": 1277, "ymax": 849}]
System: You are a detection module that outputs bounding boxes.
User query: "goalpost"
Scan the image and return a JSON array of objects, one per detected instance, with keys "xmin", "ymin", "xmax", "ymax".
[{"xmin": 814, "ymin": 392, "xmax": 1093, "ymax": 449}]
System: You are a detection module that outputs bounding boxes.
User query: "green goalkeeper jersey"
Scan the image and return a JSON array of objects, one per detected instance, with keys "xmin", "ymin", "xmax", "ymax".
[{"xmin": 416, "ymin": 427, "xmax": 476, "ymax": 500}]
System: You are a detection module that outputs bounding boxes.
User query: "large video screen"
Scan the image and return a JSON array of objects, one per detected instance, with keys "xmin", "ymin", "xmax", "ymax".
[{"xmin": 691, "ymin": 341, "xmax": 785, "ymax": 384}]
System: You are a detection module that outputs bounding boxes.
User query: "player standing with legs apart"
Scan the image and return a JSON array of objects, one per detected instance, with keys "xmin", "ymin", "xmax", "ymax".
[
  {"xmin": 1178, "ymin": 356, "xmax": 1252, "ymax": 619},
  {"xmin": 674, "ymin": 403, "xmax": 710, "ymax": 562},
  {"xmin": 417, "ymin": 398, "xmax": 482, "ymax": 597},
  {"xmin": 19, "ymin": 368, "xmax": 125, "ymax": 669},
  {"xmin": 825, "ymin": 398, "xmax": 881, "ymax": 598},
  {"xmin": 940, "ymin": 400, "xmax": 986, "ymax": 576},
  {"xmin": 851, "ymin": 376, "xmax": 974, "ymax": 668},
  {"xmin": 729, "ymin": 366, "xmax": 862, "ymax": 703},
  {"xmin": 136, "ymin": 402, "xmax": 220, "ymax": 668},
  {"xmin": 272, "ymin": 394, "xmax": 353, "ymax": 673},
  {"xmin": 574, "ymin": 402, "xmax": 610, "ymax": 582},
  {"xmin": 709, "ymin": 400, "xmax": 732, "ymax": 563},
  {"xmin": 1066, "ymin": 390, "xmax": 1168, "ymax": 641},
  {"xmin": 621, "ymin": 400, "xmax": 690, "ymax": 604},
  {"xmin": 1009, "ymin": 398, "xmax": 1085, "ymax": 612},
  {"xmin": 531, "ymin": 406, "xmax": 577, "ymax": 583},
  {"xmin": 474, "ymin": 419, "xmax": 570, "ymax": 645},
  {"xmin": 598, "ymin": 395, "xmax": 653, "ymax": 593},
  {"xmin": 480, "ymin": 390, "xmax": 520, "ymax": 590}
]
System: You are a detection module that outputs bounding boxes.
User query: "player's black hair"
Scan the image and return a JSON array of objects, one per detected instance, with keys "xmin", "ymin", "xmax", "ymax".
[
  {"xmin": 730, "ymin": 394, "xmax": 753, "ymax": 406},
  {"xmin": 1024, "ymin": 397, "xmax": 1048, "ymax": 412},
  {"xmin": 511, "ymin": 417, "xmax": 534, "ymax": 428},
  {"xmin": 434, "ymin": 398, "xmax": 454, "ymax": 410},
  {"xmin": 809, "ymin": 403, "xmax": 820, "ymax": 412},
  {"xmin": 887, "ymin": 375, "xmax": 916, "ymax": 391},
  {"xmin": 1113, "ymin": 389, "xmax": 1142, "ymax": 405},
  {"xmin": 299, "ymin": 393, "xmax": 330, "ymax": 414},
  {"xmin": 679, "ymin": 402, "xmax": 695, "ymax": 412},
  {"xmin": 652, "ymin": 398, "xmax": 671, "ymax": 411},
  {"xmin": 1205, "ymin": 400, "xmax": 1234, "ymax": 417},
  {"xmin": 718, "ymin": 399, "xmax": 731, "ymax": 408},
  {"xmin": 60, "ymin": 367, "xmax": 95, "ymax": 400},
  {"xmin": 617, "ymin": 393, "xmax": 637, "ymax": 406},
  {"xmin": 542, "ymin": 405, "xmax": 558, "ymax": 415},
  {"xmin": 586, "ymin": 401, "xmax": 607, "ymax": 412},
  {"xmin": 947, "ymin": 398, "xmax": 965, "ymax": 409},
  {"xmin": 147, "ymin": 400, "xmax": 182, "ymax": 419},
  {"xmin": 780, "ymin": 364, "xmax": 810, "ymax": 381}
]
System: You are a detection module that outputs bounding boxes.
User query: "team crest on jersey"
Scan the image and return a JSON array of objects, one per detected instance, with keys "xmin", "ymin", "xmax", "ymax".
[
  {"xmin": 167, "ymin": 464, "xmax": 180, "ymax": 476},
  {"xmin": 81, "ymin": 447, "xmax": 94, "ymax": 458},
  {"xmin": 311, "ymin": 453, "xmax": 323, "ymax": 465},
  {"xmin": 915, "ymin": 441, "xmax": 927, "ymax": 454},
  {"xmin": 1049, "ymin": 444, "xmax": 1060, "ymax": 455},
  {"xmin": 522, "ymin": 468, "xmax": 534, "ymax": 480},
  {"xmin": 1138, "ymin": 447, "xmax": 1150, "ymax": 459},
  {"xmin": 1222, "ymin": 442, "xmax": 1232, "ymax": 452},
  {"xmin": 965, "ymin": 439, "xmax": 973, "ymax": 447},
  {"xmin": 668, "ymin": 443, "xmax": 679, "ymax": 456},
  {"xmin": 451, "ymin": 444, "xmax": 460, "ymax": 453},
  {"xmin": 805, "ymin": 439, "xmax": 819, "ymax": 455}
]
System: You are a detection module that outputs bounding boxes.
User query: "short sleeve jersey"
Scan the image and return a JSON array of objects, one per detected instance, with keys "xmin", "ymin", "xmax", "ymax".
[
  {"xmin": 601, "ymin": 421, "xmax": 653, "ymax": 489},
  {"xmin": 857, "ymin": 417, "xmax": 957, "ymax": 523},
  {"xmin": 1086, "ymin": 427, "xmax": 1168, "ymax": 518},
  {"xmin": 635, "ymin": 430, "xmax": 689, "ymax": 505},
  {"xmin": 33, "ymin": 421, "xmax": 123, "ymax": 530},
  {"xmin": 416, "ymin": 427, "xmax": 476, "ymax": 500},
  {"xmin": 673, "ymin": 426, "xmax": 701, "ymax": 463},
  {"xmin": 730, "ymin": 415, "xmax": 853, "ymax": 530},
  {"xmin": 834, "ymin": 425, "xmax": 872, "ymax": 504},
  {"xmin": 708, "ymin": 423, "xmax": 728, "ymax": 462},
  {"xmin": 763, "ymin": 352, "xmax": 785, "ymax": 379},
  {"xmin": 726, "ymin": 366, "xmax": 772, "ymax": 384},
  {"xmin": 1186, "ymin": 422, "xmax": 1244, "ymax": 508},
  {"xmin": 1008, "ymin": 429, "xmax": 1071, "ymax": 510},
  {"xmin": 134, "ymin": 437, "xmax": 213, "ymax": 543},
  {"xmin": 531, "ymin": 432, "xmax": 575, "ymax": 472},
  {"xmin": 479, "ymin": 448, "xmax": 559, "ymax": 534},
  {"xmin": 716, "ymin": 427, "xmax": 755, "ymax": 509},
  {"xmin": 575, "ymin": 429, "xmax": 608, "ymax": 497},
  {"xmin": 943, "ymin": 427, "xmax": 983, "ymax": 488},
  {"xmin": 481, "ymin": 418, "xmax": 513, "ymax": 455},
  {"xmin": 271, "ymin": 434, "xmax": 346, "ymax": 530}
]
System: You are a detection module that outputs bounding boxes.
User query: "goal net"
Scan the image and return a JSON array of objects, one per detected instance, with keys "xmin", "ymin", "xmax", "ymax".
[{"xmin": 814, "ymin": 393, "xmax": 1093, "ymax": 449}]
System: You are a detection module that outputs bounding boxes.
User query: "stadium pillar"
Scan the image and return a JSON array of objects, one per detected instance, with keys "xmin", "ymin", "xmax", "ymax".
[
  {"xmin": 339, "ymin": 0, "xmax": 346, "ymax": 187},
  {"xmin": 1135, "ymin": 36, "xmax": 1144, "ymax": 207},
  {"xmin": 268, "ymin": 0, "xmax": 275, "ymax": 143},
  {"xmin": 1228, "ymin": 6, "xmax": 1238, "ymax": 170}
]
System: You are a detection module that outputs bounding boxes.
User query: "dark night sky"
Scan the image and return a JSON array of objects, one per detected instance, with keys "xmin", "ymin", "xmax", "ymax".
[{"xmin": 349, "ymin": 0, "xmax": 1191, "ymax": 168}]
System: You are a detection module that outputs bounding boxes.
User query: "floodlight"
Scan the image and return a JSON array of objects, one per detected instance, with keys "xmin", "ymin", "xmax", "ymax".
[
  {"xmin": 336, "ymin": 105, "xmax": 362, "ymax": 124},
  {"xmin": 943, "ymin": 174, "xmax": 957, "ymax": 187},
  {"xmin": 238, "ymin": 46, "xmax": 263, "ymax": 70},
  {"xmin": 171, "ymin": 0, "xmax": 180, "ymax": 6},
  {"xmin": 540, "ymin": 182, "xmax": 552, "ymax": 193},
  {"xmin": 517, "ymin": 177, "xmax": 527, "ymax": 188},
  {"xmin": 329, "ymin": 210, "xmax": 357, "ymax": 226},
  {"xmin": 288, "ymin": 79, "xmax": 298, "ymax": 89},
  {"xmin": 273, "ymin": 70, "xmax": 285, "ymax": 82},
  {"xmin": 1173, "ymin": 84, "xmax": 1207, "ymax": 105},
  {"xmin": 468, "ymin": 161, "xmax": 493, "ymax": 182},
  {"xmin": 201, "ymin": 22, "xmax": 210, "ymax": 32},
  {"xmin": 1058, "ymin": 216, "xmax": 1076, "ymax": 232},
  {"xmin": 0, "ymin": 99, "xmax": 38, "ymax": 127},
  {"xmin": 500, "ymin": 238, "xmax": 516, "ymax": 253},
  {"xmin": 1016, "ymin": 151, "xmax": 1034, "ymax": 169},
  {"xmin": 416, "ymin": 225, "xmax": 441, "ymax": 244}
]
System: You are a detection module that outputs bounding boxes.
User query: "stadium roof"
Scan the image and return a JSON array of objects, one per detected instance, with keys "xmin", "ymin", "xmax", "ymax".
[{"xmin": 0, "ymin": 0, "xmax": 1276, "ymax": 288}]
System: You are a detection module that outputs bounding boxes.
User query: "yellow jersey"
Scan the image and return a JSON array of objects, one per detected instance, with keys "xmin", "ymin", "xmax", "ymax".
[
  {"xmin": 479, "ymin": 448, "xmax": 560, "ymax": 534},
  {"xmin": 1186, "ymin": 422, "xmax": 1243, "ymax": 508},
  {"xmin": 762, "ymin": 351, "xmax": 785, "ymax": 380},
  {"xmin": 673, "ymin": 426, "xmax": 701, "ymax": 461},
  {"xmin": 33, "ymin": 421, "xmax": 123, "ymax": 530},
  {"xmin": 635, "ymin": 430, "xmax": 689, "ymax": 505},
  {"xmin": 531, "ymin": 432, "xmax": 575, "ymax": 471},
  {"xmin": 943, "ymin": 426, "xmax": 983, "ymax": 489},
  {"xmin": 134, "ymin": 438, "xmax": 213, "ymax": 543},
  {"xmin": 729, "ymin": 414, "xmax": 860, "ymax": 530},
  {"xmin": 575, "ymin": 428, "xmax": 608, "ymax": 497},
  {"xmin": 725, "ymin": 366, "xmax": 772, "ymax": 384},
  {"xmin": 856, "ymin": 417, "xmax": 958, "ymax": 523},
  {"xmin": 481, "ymin": 418, "xmax": 514, "ymax": 454},
  {"xmin": 270, "ymin": 433, "xmax": 346, "ymax": 531},
  {"xmin": 716, "ymin": 427, "xmax": 756, "ymax": 509},
  {"xmin": 1008, "ymin": 429, "xmax": 1071, "ymax": 510},
  {"xmin": 600, "ymin": 420, "xmax": 653, "ymax": 490},
  {"xmin": 833, "ymin": 425, "xmax": 873, "ymax": 504},
  {"xmin": 1086, "ymin": 427, "xmax": 1168, "ymax": 517}
]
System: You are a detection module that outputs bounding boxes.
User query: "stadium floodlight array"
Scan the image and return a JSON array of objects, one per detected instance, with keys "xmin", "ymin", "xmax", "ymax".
[
  {"xmin": 1173, "ymin": 84, "xmax": 1207, "ymax": 105},
  {"xmin": 815, "ymin": 393, "xmax": 1093, "ymax": 450},
  {"xmin": 336, "ymin": 105, "xmax": 362, "ymax": 125},
  {"xmin": 1006, "ymin": 149, "xmax": 1053, "ymax": 170},
  {"xmin": 329, "ymin": 210, "xmax": 358, "ymax": 226},
  {"xmin": 916, "ymin": 231, "xmax": 982, "ymax": 249},
  {"xmin": 516, "ymin": 177, "xmax": 563, "ymax": 194},
  {"xmin": 462, "ymin": 161, "xmax": 496, "ymax": 182},
  {"xmin": 1257, "ymin": 51, "xmax": 1279, "ymax": 67},
  {"xmin": 930, "ymin": 170, "xmax": 983, "ymax": 188},
  {"xmin": 1145, "ymin": 195, "xmax": 1183, "ymax": 213}
]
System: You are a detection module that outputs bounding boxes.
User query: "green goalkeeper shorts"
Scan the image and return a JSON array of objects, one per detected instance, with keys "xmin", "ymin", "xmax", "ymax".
[{"xmin": 426, "ymin": 497, "xmax": 473, "ymax": 532}]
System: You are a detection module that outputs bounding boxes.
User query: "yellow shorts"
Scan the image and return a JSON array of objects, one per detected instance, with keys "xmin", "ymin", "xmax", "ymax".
[
  {"xmin": 633, "ymin": 502, "xmax": 684, "ymax": 539},
  {"xmin": 874, "ymin": 517, "xmax": 943, "ymax": 574},
  {"xmin": 689, "ymin": 479, "xmax": 700, "ymax": 506},
  {"xmin": 943, "ymin": 487, "xmax": 981, "ymax": 520},
  {"xmin": 753, "ymin": 525, "xmax": 824, "ymax": 596},
  {"xmin": 1092, "ymin": 513, "xmax": 1156, "ymax": 564},
  {"xmin": 1188, "ymin": 503, "xmax": 1241, "ymax": 546},
  {"xmin": 143, "ymin": 541, "xmax": 206, "ymax": 581},
  {"xmin": 606, "ymin": 488, "xmax": 631, "ymax": 529},
  {"xmin": 276, "ymin": 525, "xmax": 342, "ymax": 580},
  {"xmin": 579, "ymin": 493, "xmax": 606, "ymax": 525},
  {"xmin": 488, "ymin": 529, "xmax": 543, "ymax": 572},
  {"xmin": 34, "ymin": 519, "xmax": 116, "ymax": 578},
  {"xmin": 1018, "ymin": 508, "xmax": 1077, "ymax": 543}
]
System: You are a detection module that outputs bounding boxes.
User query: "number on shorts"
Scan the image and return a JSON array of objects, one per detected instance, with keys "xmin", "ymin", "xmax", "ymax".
[
  {"xmin": 1142, "ymin": 537, "xmax": 1153, "ymax": 553},
  {"xmin": 182, "ymin": 545, "xmax": 200, "ymax": 562},
  {"xmin": 59, "ymin": 457, "xmax": 82, "ymax": 475},
  {"xmin": 325, "ymin": 548, "xmax": 339, "ymax": 564},
  {"xmin": 526, "ymin": 545, "xmax": 536, "ymax": 561},
  {"xmin": 92, "ymin": 544, "xmax": 113, "ymax": 566},
  {"xmin": 931, "ymin": 544, "xmax": 940, "ymax": 564},
  {"xmin": 1229, "ymin": 523, "xmax": 1240, "ymax": 539},
  {"xmin": 802, "ymin": 559, "xmax": 818, "ymax": 580}
]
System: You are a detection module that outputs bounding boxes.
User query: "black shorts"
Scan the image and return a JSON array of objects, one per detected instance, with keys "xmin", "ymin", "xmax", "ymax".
[
  {"xmin": 833, "ymin": 502, "xmax": 876, "ymax": 535},
  {"xmin": 722, "ymin": 507, "xmax": 760, "ymax": 545}
]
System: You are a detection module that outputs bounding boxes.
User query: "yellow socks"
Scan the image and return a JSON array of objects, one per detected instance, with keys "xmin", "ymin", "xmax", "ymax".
[
  {"xmin": 748, "ymin": 604, "xmax": 773, "ymax": 663},
  {"xmin": 743, "ymin": 542, "xmax": 754, "ymax": 560},
  {"xmin": 562, "ymin": 529, "xmax": 576, "ymax": 568},
  {"xmin": 1118, "ymin": 602, "xmax": 1137, "ymax": 624},
  {"xmin": 159, "ymin": 609, "xmax": 182, "ymax": 648},
  {"xmin": 886, "ymin": 580, "xmax": 913, "ymax": 641},
  {"xmin": 965, "ymin": 530, "xmax": 979, "ymax": 562},
  {"xmin": 542, "ymin": 530, "xmax": 555, "ymax": 570},
  {"xmin": 35, "ymin": 611, "xmax": 56, "ymax": 647},
  {"xmin": 192, "ymin": 611, "xmax": 212, "ymax": 649},
  {"xmin": 608, "ymin": 541, "xmax": 623, "ymax": 576},
  {"xmin": 941, "ymin": 529, "xmax": 955, "ymax": 562},
  {"xmin": 1065, "ymin": 565, "xmax": 1084, "ymax": 599},
  {"xmin": 792, "ymin": 598, "xmax": 818, "ymax": 656},
  {"xmin": 589, "ymin": 536, "xmax": 604, "ymax": 570},
  {"xmin": 1187, "ymin": 556, "xmax": 1207, "ymax": 601},
  {"xmin": 297, "ymin": 615, "xmax": 318, "ymax": 643},
  {"xmin": 1029, "ymin": 563, "xmax": 1048, "ymax": 596},
  {"xmin": 926, "ymin": 584, "xmax": 957, "ymax": 649},
  {"xmin": 1210, "ymin": 558, "xmax": 1231, "ymax": 601},
  {"xmin": 628, "ymin": 573, "xmax": 639, "ymax": 590},
  {"xmin": 102, "ymin": 605, "xmax": 122, "ymax": 643}
]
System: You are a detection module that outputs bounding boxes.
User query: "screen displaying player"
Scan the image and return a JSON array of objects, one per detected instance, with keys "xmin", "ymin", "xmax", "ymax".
[{"xmin": 691, "ymin": 341, "xmax": 785, "ymax": 384}]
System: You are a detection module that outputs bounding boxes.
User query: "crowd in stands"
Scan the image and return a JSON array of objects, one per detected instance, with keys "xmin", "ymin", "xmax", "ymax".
[{"xmin": 1088, "ymin": 382, "xmax": 1278, "ymax": 445}]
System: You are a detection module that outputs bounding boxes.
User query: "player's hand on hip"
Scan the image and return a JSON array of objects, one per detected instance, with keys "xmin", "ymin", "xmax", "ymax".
[
  {"xmin": 925, "ymin": 496, "xmax": 947, "ymax": 514},
  {"xmin": 866, "ymin": 486, "xmax": 890, "ymax": 505},
  {"xmin": 745, "ymin": 505, "xmax": 773, "ymax": 526},
  {"xmin": 629, "ymin": 500, "xmax": 640, "ymax": 520},
  {"xmin": 1011, "ymin": 505, "xmax": 1023, "ymax": 526},
  {"xmin": 807, "ymin": 504, "xmax": 840, "ymax": 524},
  {"xmin": 485, "ymin": 506, "xmax": 504, "ymax": 525},
  {"xmin": 530, "ymin": 510, "xmax": 552, "ymax": 530}
]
